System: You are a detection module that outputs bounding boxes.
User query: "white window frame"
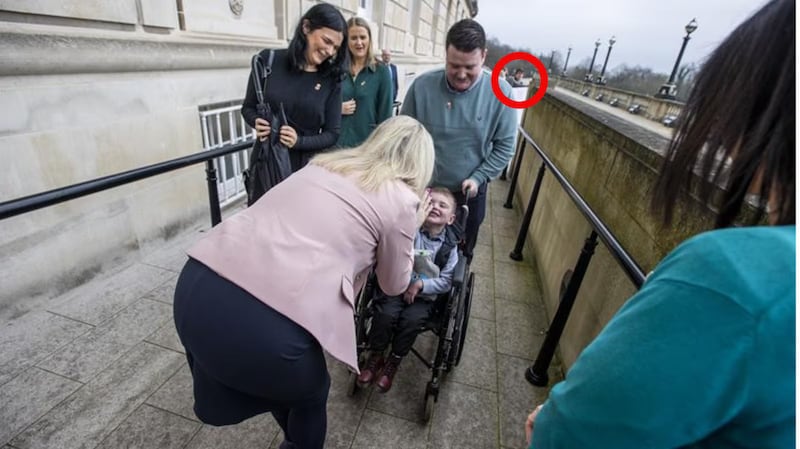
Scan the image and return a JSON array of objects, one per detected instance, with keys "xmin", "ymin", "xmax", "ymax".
[{"xmin": 358, "ymin": 0, "xmax": 372, "ymax": 18}]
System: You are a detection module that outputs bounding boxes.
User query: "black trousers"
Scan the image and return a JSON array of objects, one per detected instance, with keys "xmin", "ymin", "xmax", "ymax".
[
  {"xmin": 173, "ymin": 258, "xmax": 329, "ymax": 449},
  {"xmin": 452, "ymin": 181, "xmax": 488, "ymax": 260},
  {"xmin": 367, "ymin": 295, "xmax": 435, "ymax": 357}
]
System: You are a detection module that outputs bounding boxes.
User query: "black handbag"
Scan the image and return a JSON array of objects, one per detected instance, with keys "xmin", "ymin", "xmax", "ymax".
[{"xmin": 243, "ymin": 50, "xmax": 292, "ymax": 206}]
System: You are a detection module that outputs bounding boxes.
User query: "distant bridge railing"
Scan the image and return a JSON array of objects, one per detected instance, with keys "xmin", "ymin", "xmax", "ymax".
[
  {"xmin": 554, "ymin": 76, "xmax": 684, "ymax": 124},
  {"xmin": 504, "ymin": 125, "xmax": 647, "ymax": 387}
]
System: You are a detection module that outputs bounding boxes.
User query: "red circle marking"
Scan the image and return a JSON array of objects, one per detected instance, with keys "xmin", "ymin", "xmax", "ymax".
[{"xmin": 491, "ymin": 52, "xmax": 548, "ymax": 109}]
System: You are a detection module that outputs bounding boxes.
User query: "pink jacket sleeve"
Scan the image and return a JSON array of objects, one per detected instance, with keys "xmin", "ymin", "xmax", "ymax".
[{"xmin": 374, "ymin": 193, "xmax": 417, "ymax": 296}]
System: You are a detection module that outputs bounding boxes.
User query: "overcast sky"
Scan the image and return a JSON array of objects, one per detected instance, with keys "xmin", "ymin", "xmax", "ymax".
[{"xmin": 475, "ymin": 0, "xmax": 766, "ymax": 74}]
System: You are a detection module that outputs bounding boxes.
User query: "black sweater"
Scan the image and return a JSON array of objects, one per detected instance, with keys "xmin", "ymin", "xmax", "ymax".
[{"xmin": 241, "ymin": 48, "xmax": 342, "ymax": 171}]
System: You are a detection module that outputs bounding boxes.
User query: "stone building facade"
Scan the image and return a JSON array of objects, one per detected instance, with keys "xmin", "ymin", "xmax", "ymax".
[{"xmin": 0, "ymin": 0, "xmax": 478, "ymax": 312}]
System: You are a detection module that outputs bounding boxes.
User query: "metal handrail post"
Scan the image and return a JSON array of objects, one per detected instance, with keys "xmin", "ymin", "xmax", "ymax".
[
  {"xmin": 206, "ymin": 160, "xmax": 222, "ymax": 226},
  {"xmin": 525, "ymin": 230, "xmax": 599, "ymax": 386},
  {"xmin": 509, "ymin": 161, "xmax": 546, "ymax": 261},
  {"xmin": 504, "ymin": 138, "xmax": 527, "ymax": 209}
]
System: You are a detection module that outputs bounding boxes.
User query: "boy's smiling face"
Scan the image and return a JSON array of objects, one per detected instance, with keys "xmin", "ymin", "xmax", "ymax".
[{"xmin": 424, "ymin": 191, "xmax": 456, "ymax": 229}]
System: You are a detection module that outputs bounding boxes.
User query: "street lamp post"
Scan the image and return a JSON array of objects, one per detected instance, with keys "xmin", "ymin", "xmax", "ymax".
[
  {"xmin": 656, "ymin": 18, "xmax": 698, "ymax": 99},
  {"xmin": 547, "ymin": 50, "xmax": 556, "ymax": 73},
  {"xmin": 596, "ymin": 36, "xmax": 616, "ymax": 85},
  {"xmin": 562, "ymin": 46, "xmax": 572, "ymax": 76},
  {"xmin": 584, "ymin": 39, "xmax": 601, "ymax": 82}
]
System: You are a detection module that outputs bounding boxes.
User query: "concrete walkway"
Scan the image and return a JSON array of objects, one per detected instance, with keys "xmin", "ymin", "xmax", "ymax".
[{"xmin": 0, "ymin": 179, "xmax": 559, "ymax": 449}]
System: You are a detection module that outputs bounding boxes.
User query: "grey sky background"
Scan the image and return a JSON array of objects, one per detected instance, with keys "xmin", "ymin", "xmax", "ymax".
[{"xmin": 475, "ymin": 0, "xmax": 767, "ymax": 74}]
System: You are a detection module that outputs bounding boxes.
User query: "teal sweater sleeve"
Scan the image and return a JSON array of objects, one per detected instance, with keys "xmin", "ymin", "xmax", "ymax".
[
  {"xmin": 401, "ymin": 70, "xmax": 517, "ymax": 190},
  {"xmin": 531, "ymin": 226, "xmax": 795, "ymax": 449}
]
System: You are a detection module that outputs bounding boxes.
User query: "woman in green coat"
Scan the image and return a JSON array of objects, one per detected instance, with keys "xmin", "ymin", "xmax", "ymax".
[{"xmin": 337, "ymin": 17, "xmax": 393, "ymax": 148}]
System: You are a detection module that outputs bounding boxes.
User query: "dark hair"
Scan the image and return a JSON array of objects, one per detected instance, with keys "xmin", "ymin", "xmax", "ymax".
[
  {"xmin": 652, "ymin": 0, "xmax": 795, "ymax": 227},
  {"xmin": 287, "ymin": 3, "xmax": 349, "ymax": 79},
  {"xmin": 445, "ymin": 19, "xmax": 486, "ymax": 53}
]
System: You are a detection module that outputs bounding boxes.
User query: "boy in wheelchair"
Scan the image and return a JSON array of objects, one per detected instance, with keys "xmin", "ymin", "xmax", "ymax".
[{"xmin": 357, "ymin": 187, "xmax": 460, "ymax": 392}]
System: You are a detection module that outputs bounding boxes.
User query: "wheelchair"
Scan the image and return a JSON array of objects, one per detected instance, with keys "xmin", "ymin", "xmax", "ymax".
[{"xmin": 346, "ymin": 205, "xmax": 475, "ymax": 422}]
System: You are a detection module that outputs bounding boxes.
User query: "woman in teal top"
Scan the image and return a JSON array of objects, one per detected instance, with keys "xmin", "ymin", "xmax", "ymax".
[
  {"xmin": 526, "ymin": 1, "xmax": 795, "ymax": 448},
  {"xmin": 337, "ymin": 17, "xmax": 393, "ymax": 148}
]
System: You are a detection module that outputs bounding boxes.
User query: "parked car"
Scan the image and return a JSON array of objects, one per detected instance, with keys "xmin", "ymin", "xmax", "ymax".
[
  {"xmin": 627, "ymin": 104, "xmax": 643, "ymax": 115},
  {"xmin": 595, "ymin": 93, "xmax": 605, "ymax": 102},
  {"xmin": 581, "ymin": 89, "xmax": 590, "ymax": 97},
  {"xmin": 608, "ymin": 98, "xmax": 620, "ymax": 107},
  {"xmin": 662, "ymin": 114, "xmax": 680, "ymax": 127}
]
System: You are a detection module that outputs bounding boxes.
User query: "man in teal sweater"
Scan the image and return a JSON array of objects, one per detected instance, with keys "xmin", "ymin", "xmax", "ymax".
[{"xmin": 401, "ymin": 18, "xmax": 517, "ymax": 259}]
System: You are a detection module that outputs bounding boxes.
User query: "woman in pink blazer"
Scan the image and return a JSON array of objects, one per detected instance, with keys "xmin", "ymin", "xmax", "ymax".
[{"xmin": 173, "ymin": 116, "xmax": 434, "ymax": 449}]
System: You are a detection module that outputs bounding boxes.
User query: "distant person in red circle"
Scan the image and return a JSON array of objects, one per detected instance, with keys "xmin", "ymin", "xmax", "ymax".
[
  {"xmin": 401, "ymin": 18, "xmax": 517, "ymax": 261},
  {"xmin": 507, "ymin": 68, "xmax": 526, "ymax": 87}
]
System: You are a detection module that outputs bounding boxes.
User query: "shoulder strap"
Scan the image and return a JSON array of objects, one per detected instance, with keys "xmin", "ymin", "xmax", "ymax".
[
  {"xmin": 434, "ymin": 229, "xmax": 457, "ymax": 270},
  {"xmin": 251, "ymin": 50, "xmax": 275, "ymax": 107}
]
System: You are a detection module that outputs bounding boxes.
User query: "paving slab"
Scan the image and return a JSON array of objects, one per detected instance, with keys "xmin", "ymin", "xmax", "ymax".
[
  {"xmin": 0, "ymin": 311, "xmax": 91, "ymax": 386},
  {"xmin": 10, "ymin": 342, "xmax": 183, "ymax": 449},
  {"xmin": 0, "ymin": 367, "xmax": 81, "ymax": 446},
  {"xmin": 187, "ymin": 414, "xmax": 279, "ymax": 449},
  {"xmin": 49, "ymin": 262, "xmax": 174, "ymax": 326},
  {"xmin": 37, "ymin": 299, "xmax": 171, "ymax": 382},
  {"xmin": 428, "ymin": 381, "xmax": 499, "ymax": 449},
  {"xmin": 447, "ymin": 317, "xmax": 497, "ymax": 392},
  {"xmin": 351, "ymin": 410, "xmax": 429, "ymax": 449},
  {"xmin": 94, "ymin": 404, "xmax": 200, "ymax": 449},
  {"xmin": 495, "ymin": 299, "xmax": 549, "ymax": 360}
]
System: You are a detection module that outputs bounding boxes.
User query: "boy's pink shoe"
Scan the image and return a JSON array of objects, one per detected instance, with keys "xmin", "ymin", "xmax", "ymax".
[{"xmin": 376, "ymin": 354, "xmax": 403, "ymax": 393}]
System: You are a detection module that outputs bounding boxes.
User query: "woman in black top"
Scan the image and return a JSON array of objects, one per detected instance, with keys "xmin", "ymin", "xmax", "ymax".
[{"xmin": 241, "ymin": 4, "xmax": 348, "ymax": 172}]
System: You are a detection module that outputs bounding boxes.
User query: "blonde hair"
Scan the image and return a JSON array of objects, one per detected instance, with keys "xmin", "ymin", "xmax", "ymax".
[
  {"xmin": 312, "ymin": 116, "xmax": 435, "ymax": 196},
  {"xmin": 347, "ymin": 16, "xmax": 376, "ymax": 70}
]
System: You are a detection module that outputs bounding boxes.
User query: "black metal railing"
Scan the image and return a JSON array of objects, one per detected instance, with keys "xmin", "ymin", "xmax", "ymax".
[
  {"xmin": 0, "ymin": 140, "xmax": 252, "ymax": 224},
  {"xmin": 504, "ymin": 125, "xmax": 646, "ymax": 387}
]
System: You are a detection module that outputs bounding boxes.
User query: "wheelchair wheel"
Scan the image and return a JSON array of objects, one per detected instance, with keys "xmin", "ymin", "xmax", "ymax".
[
  {"xmin": 422, "ymin": 382, "xmax": 437, "ymax": 422},
  {"xmin": 451, "ymin": 272, "xmax": 474, "ymax": 367}
]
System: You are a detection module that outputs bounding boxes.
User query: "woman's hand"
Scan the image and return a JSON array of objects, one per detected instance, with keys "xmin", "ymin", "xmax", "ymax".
[
  {"xmin": 525, "ymin": 404, "xmax": 544, "ymax": 446},
  {"xmin": 255, "ymin": 118, "xmax": 271, "ymax": 141},
  {"xmin": 279, "ymin": 125, "xmax": 298, "ymax": 148},
  {"xmin": 342, "ymin": 99, "xmax": 357, "ymax": 115},
  {"xmin": 416, "ymin": 189, "xmax": 432, "ymax": 228}
]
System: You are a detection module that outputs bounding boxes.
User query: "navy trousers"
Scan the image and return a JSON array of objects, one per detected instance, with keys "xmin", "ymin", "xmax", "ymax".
[
  {"xmin": 173, "ymin": 258, "xmax": 329, "ymax": 449},
  {"xmin": 368, "ymin": 295, "xmax": 435, "ymax": 357}
]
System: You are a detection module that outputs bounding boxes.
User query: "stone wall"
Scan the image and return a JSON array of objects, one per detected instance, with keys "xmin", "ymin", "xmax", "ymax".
[{"xmin": 511, "ymin": 88, "xmax": 716, "ymax": 368}]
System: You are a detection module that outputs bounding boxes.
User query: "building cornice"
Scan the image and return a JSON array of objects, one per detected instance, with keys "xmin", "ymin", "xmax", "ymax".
[{"xmin": 0, "ymin": 25, "xmax": 285, "ymax": 76}]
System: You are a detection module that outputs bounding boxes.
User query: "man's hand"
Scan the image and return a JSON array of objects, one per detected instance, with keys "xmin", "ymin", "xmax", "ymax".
[
  {"xmin": 403, "ymin": 280, "xmax": 423, "ymax": 304},
  {"xmin": 525, "ymin": 404, "xmax": 544, "ymax": 446},
  {"xmin": 461, "ymin": 179, "xmax": 479, "ymax": 199},
  {"xmin": 255, "ymin": 118, "xmax": 271, "ymax": 141}
]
